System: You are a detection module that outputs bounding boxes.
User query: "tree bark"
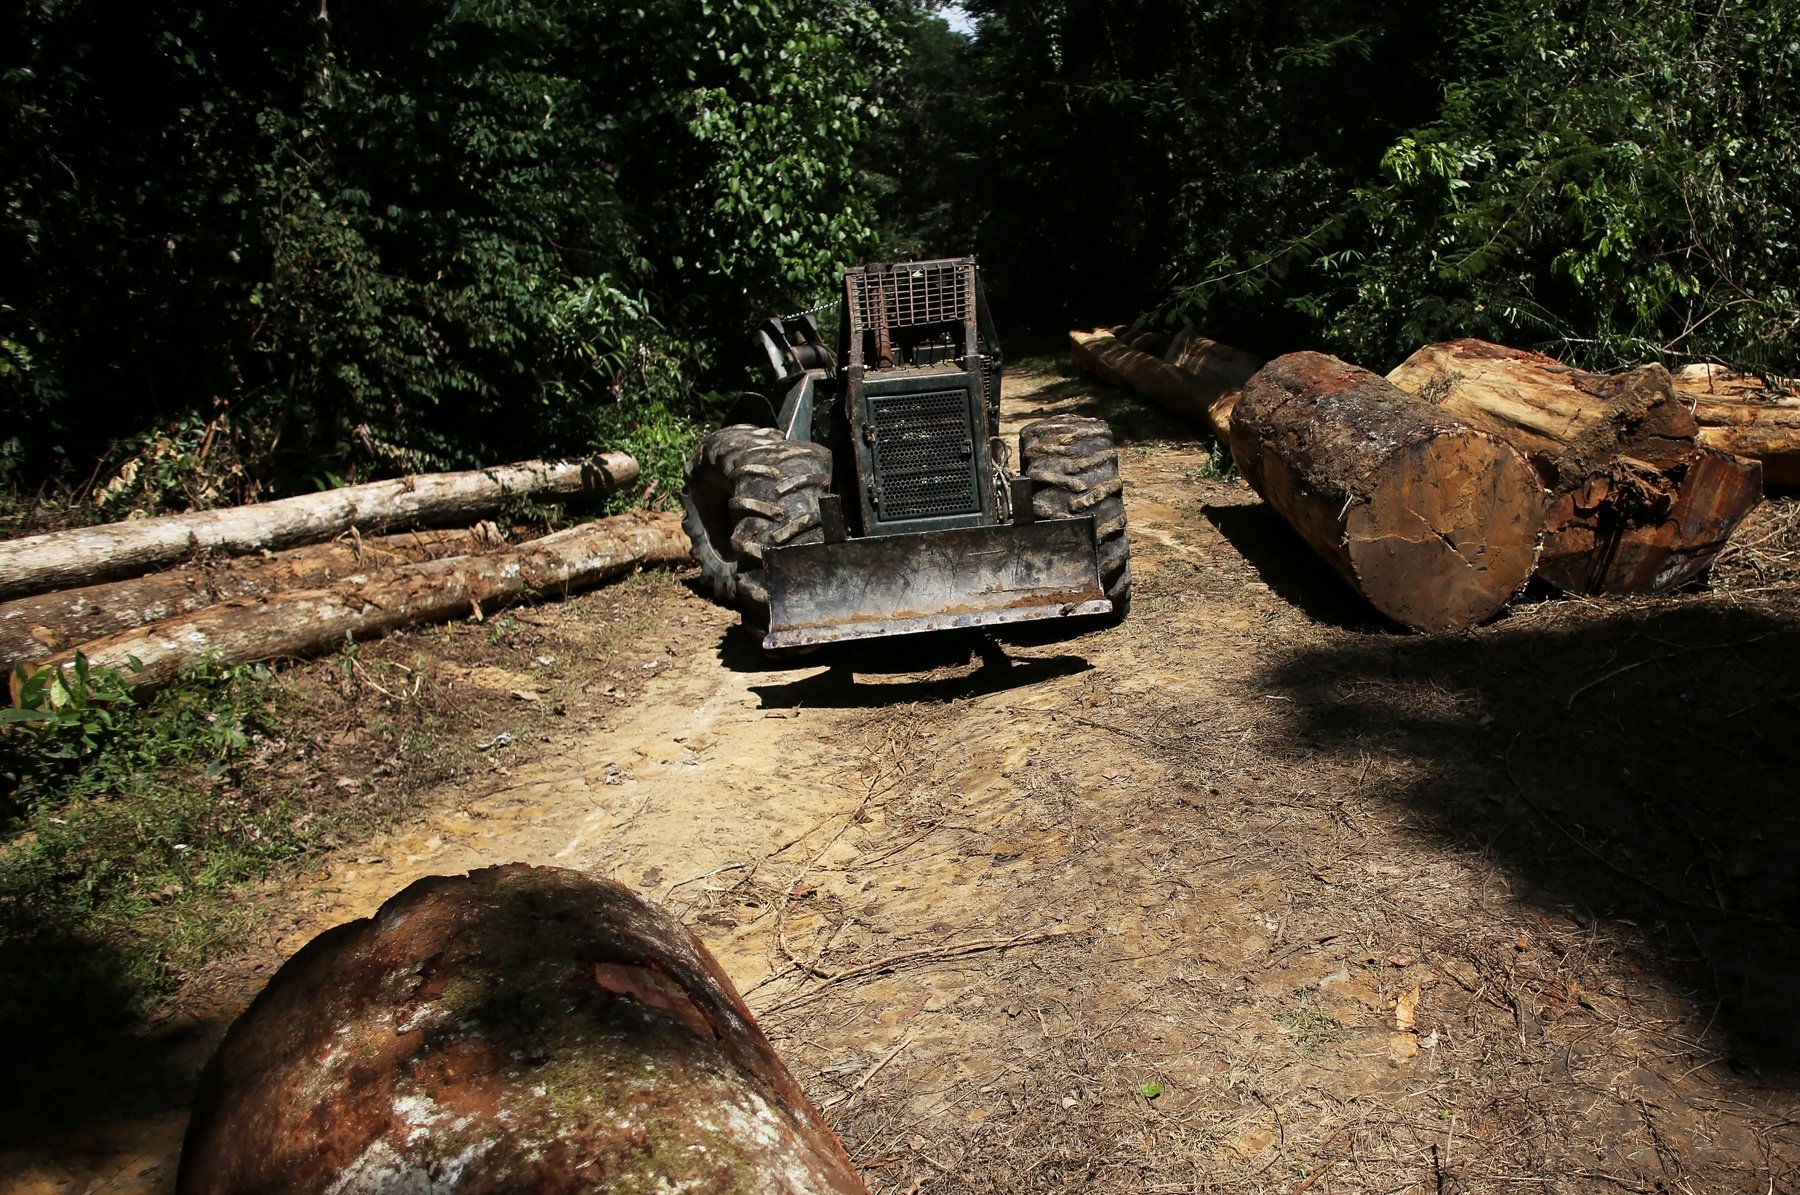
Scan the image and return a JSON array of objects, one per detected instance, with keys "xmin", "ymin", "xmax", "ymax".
[
  {"xmin": 21, "ymin": 512, "xmax": 687, "ymax": 693},
  {"xmin": 1674, "ymin": 364, "xmax": 1800, "ymax": 491},
  {"xmin": 1388, "ymin": 340, "xmax": 1763, "ymax": 594},
  {"xmin": 0, "ymin": 454, "xmax": 639, "ymax": 602},
  {"xmin": 1069, "ymin": 327, "xmax": 1261, "ymax": 444},
  {"xmin": 0, "ymin": 525, "xmax": 512, "ymax": 670},
  {"xmin": 1230, "ymin": 352, "xmax": 1544, "ymax": 632},
  {"xmin": 179, "ymin": 865, "xmax": 868, "ymax": 1195}
]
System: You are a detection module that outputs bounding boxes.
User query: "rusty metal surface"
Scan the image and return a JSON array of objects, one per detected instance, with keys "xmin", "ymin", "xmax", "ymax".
[{"xmin": 762, "ymin": 518, "xmax": 1108, "ymax": 649}]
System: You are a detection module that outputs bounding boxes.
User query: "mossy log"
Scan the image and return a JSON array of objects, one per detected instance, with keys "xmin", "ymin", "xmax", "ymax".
[
  {"xmin": 1068, "ymin": 327, "xmax": 1261, "ymax": 443},
  {"xmin": 19, "ymin": 513, "xmax": 687, "ymax": 694},
  {"xmin": 178, "ymin": 864, "xmax": 868, "ymax": 1195},
  {"xmin": 0, "ymin": 524, "xmax": 509, "ymax": 670},
  {"xmin": 1230, "ymin": 351, "xmax": 1544, "ymax": 631},
  {"xmin": 1389, "ymin": 340, "xmax": 1763, "ymax": 594},
  {"xmin": 0, "ymin": 454, "xmax": 639, "ymax": 602}
]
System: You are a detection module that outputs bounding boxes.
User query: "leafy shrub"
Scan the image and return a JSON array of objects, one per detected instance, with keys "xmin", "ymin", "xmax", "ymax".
[
  {"xmin": 1, "ymin": 654, "xmax": 297, "ymax": 1016},
  {"xmin": 2, "ymin": 0, "xmax": 901, "ymax": 498}
]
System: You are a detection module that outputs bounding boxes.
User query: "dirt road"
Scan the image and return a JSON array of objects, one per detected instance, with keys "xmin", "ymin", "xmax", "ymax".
[{"xmin": 10, "ymin": 364, "xmax": 1800, "ymax": 1192}]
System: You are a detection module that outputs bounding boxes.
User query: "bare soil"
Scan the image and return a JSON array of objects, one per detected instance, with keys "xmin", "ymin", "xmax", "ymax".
[{"xmin": 6, "ymin": 362, "xmax": 1800, "ymax": 1194}]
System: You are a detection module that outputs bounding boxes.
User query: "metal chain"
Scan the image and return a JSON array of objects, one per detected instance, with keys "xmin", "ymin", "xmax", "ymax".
[{"xmin": 774, "ymin": 296, "xmax": 837, "ymax": 323}]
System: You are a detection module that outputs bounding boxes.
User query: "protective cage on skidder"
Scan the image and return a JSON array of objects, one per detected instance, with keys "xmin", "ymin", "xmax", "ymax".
[{"xmin": 681, "ymin": 258, "xmax": 1130, "ymax": 650}]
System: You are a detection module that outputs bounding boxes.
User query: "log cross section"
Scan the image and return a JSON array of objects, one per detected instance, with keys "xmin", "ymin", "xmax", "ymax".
[{"xmin": 1230, "ymin": 352, "xmax": 1545, "ymax": 631}]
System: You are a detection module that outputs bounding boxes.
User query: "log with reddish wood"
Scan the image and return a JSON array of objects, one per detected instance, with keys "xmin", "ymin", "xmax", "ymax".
[
  {"xmin": 0, "ymin": 454, "xmax": 639, "ymax": 602},
  {"xmin": 178, "ymin": 864, "xmax": 868, "ymax": 1195},
  {"xmin": 0, "ymin": 524, "xmax": 510, "ymax": 670},
  {"xmin": 1388, "ymin": 340, "xmax": 1763, "ymax": 594},
  {"xmin": 18, "ymin": 512, "xmax": 688, "ymax": 694},
  {"xmin": 1229, "ymin": 351, "xmax": 1545, "ymax": 632},
  {"xmin": 1068, "ymin": 327, "xmax": 1262, "ymax": 443},
  {"xmin": 1673, "ymin": 364, "xmax": 1800, "ymax": 491}
]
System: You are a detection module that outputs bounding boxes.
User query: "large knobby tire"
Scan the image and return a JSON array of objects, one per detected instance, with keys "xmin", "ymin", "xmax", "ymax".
[
  {"xmin": 680, "ymin": 425, "xmax": 784, "ymax": 607},
  {"xmin": 1020, "ymin": 414, "xmax": 1131, "ymax": 617},
  {"xmin": 727, "ymin": 440, "xmax": 832, "ymax": 624},
  {"xmin": 680, "ymin": 427, "xmax": 832, "ymax": 627}
]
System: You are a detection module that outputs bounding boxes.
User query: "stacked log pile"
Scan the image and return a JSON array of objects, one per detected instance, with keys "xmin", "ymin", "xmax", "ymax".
[
  {"xmin": 0, "ymin": 524, "xmax": 509, "ymax": 668},
  {"xmin": 1, "ymin": 455, "xmax": 690, "ymax": 693},
  {"xmin": 0, "ymin": 453, "xmax": 638, "ymax": 600},
  {"xmin": 1070, "ymin": 323, "xmax": 1776, "ymax": 622},
  {"xmin": 1228, "ymin": 352, "xmax": 1545, "ymax": 632},
  {"xmin": 1673, "ymin": 363, "xmax": 1800, "ymax": 491},
  {"xmin": 24, "ymin": 514, "xmax": 688, "ymax": 691},
  {"xmin": 1388, "ymin": 340, "xmax": 1762, "ymax": 595}
]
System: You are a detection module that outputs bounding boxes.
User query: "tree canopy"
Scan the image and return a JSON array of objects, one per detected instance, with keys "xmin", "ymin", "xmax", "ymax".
[
  {"xmin": 2, "ymin": 0, "xmax": 894, "ymax": 502},
  {"xmin": 2, "ymin": 0, "xmax": 1794, "ymax": 506}
]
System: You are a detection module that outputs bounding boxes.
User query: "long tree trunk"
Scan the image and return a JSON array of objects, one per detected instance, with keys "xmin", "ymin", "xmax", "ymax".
[
  {"xmin": 1388, "ymin": 340, "xmax": 1763, "ymax": 594},
  {"xmin": 1674, "ymin": 364, "xmax": 1800, "ymax": 491},
  {"xmin": 21, "ymin": 512, "xmax": 688, "ymax": 693},
  {"xmin": 0, "ymin": 454, "xmax": 639, "ymax": 602},
  {"xmin": 1696, "ymin": 425, "xmax": 1800, "ymax": 490},
  {"xmin": 1230, "ymin": 352, "xmax": 1544, "ymax": 631},
  {"xmin": 1069, "ymin": 327, "xmax": 1260, "ymax": 443},
  {"xmin": 0, "ymin": 525, "xmax": 511, "ymax": 670}
]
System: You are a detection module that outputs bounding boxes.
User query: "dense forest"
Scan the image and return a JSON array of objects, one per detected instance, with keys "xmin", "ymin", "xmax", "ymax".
[{"xmin": 4, "ymin": 0, "xmax": 1795, "ymax": 512}]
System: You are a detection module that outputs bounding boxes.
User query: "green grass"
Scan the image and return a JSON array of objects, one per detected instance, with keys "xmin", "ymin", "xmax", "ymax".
[
  {"xmin": 1183, "ymin": 440, "xmax": 1236, "ymax": 481},
  {"xmin": 1, "ymin": 655, "xmax": 320, "ymax": 1031}
]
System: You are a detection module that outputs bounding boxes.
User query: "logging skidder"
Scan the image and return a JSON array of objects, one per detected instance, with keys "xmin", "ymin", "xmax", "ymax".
[{"xmin": 682, "ymin": 259, "xmax": 1130, "ymax": 650}]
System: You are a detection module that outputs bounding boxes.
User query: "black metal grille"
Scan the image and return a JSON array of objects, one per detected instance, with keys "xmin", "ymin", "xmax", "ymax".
[
  {"xmin": 849, "ymin": 262, "xmax": 973, "ymax": 335},
  {"xmin": 871, "ymin": 388, "xmax": 979, "ymax": 520}
]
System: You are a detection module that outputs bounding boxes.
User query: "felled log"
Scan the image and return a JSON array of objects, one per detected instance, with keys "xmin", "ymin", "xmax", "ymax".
[
  {"xmin": 1069, "ymin": 328, "xmax": 1131, "ymax": 387},
  {"xmin": 0, "ymin": 454, "xmax": 639, "ymax": 602},
  {"xmin": 1389, "ymin": 340, "xmax": 1763, "ymax": 594},
  {"xmin": 1069, "ymin": 327, "xmax": 1262, "ymax": 443},
  {"xmin": 1674, "ymin": 364, "xmax": 1800, "ymax": 491},
  {"xmin": 178, "ymin": 864, "xmax": 868, "ymax": 1195},
  {"xmin": 0, "ymin": 525, "xmax": 509, "ymax": 670},
  {"xmin": 1230, "ymin": 352, "xmax": 1544, "ymax": 631},
  {"xmin": 21, "ymin": 512, "xmax": 687, "ymax": 693}
]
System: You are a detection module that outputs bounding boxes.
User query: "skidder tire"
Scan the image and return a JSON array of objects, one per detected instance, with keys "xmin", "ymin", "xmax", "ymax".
[
  {"xmin": 727, "ymin": 441, "xmax": 833, "ymax": 625},
  {"xmin": 1020, "ymin": 414, "xmax": 1131, "ymax": 616},
  {"xmin": 680, "ymin": 425, "xmax": 785, "ymax": 605}
]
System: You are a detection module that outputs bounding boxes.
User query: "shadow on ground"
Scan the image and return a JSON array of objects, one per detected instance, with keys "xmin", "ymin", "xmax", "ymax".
[
  {"xmin": 1258, "ymin": 597, "xmax": 1800, "ymax": 1072},
  {"xmin": 719, "ymin": 630, "xmax": 1094, "ymax": 709},
  {"xmin": 0, "ymin": 931, "xmax": 205, "ymax": 1152},
  {"xmin": 1202, "ymin": 502, "xmax": 1392, "ymax": 632}
]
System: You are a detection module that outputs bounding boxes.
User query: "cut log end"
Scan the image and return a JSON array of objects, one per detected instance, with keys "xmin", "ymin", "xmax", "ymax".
[
  {"xmin": 1345, "ymin": 432, "xmax": 1545, "ymax": 631},
  {"xmin": 1233, "ymin": 352, "xmax": 1545, "ymax": 632},
  {"xmin": 1537, "ymin": 451, "xmax": 1763, "ymax": 594},
  {"xmin": 1391, "ymin": 340, "xmax": 1767, "ymax": 593}
]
